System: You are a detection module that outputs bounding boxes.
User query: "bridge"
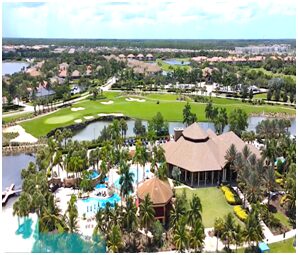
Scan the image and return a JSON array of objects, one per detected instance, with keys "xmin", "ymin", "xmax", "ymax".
[{"xmin": 2, "ymin": 184, "xmax": 22, "ymax": 205}]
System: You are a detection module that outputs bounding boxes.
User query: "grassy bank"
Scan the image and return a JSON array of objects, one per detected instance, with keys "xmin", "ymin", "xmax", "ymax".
[{"xmin": 18, "ymin": 92, "xmax": 295, "ymax": 137}]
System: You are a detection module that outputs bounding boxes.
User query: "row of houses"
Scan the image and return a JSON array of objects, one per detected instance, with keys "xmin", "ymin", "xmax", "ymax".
[
  {"xmin": 118, "ymin": 53, "xmax": 154, "ymax": 61},
  {"xmin": 235, "ymin": 44, "xmax": 291, "ymax": 55},
  {"xmin": 192, "ymin": 55, "xmax": 295, "ymax": 64}
]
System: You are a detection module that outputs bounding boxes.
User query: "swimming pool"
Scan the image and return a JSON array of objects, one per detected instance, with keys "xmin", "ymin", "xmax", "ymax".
[
  {"xmin": 77, "ymin": 194, "xmax": 121, "ymax": 216},
  {"xmin": 95, "ymin": 183, "xmax": 107, "ymax": 189}
]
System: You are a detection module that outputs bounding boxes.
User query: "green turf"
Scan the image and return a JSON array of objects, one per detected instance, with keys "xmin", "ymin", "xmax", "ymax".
[
  {"xmin": 3, "ymin": 112, "xmax": 34, "ymax": 123},
  {"xmin": 19, "ymin": 92, "xmax": 295, "ymax": 137},
  {"xmin": 236, "ymin": 237, "xmax": 296, "ymax": 253},
  {"xmin": 254, "ymin": 93, "xmax": 267, "ymax": 99},
  {"xmin": 274, "ymin": 211, "xmax": 292, "ymax": 229},
  {"xmin": 175, "ymin": 187, "xmax": 242, "ymax": 228}
]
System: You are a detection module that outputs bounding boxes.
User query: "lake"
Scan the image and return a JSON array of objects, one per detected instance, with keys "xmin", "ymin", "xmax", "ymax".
[
  {"xmin": 164, "ymin": 59, "xmax": 190, "ymax": 65},
  {"xmin": 2, "ymin": 62, "xmax": 29, "ymax": 75},
  {"xmin": 72, "ymin": 117, "xmax": 296, "ymax": 141},
  {"xmin": 2, "ymin": 153, "xmax": 36, "ymax": 191}
]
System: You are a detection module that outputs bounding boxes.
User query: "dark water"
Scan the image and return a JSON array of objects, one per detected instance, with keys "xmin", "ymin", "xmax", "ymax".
[
  {"xmin": 72, "ymin": 117, "xmax": 296, "ymax": 142},
  {"xmin": 2, "ymin": 153, "xmax": 36, "ymax": 191},
  {"xmin": 2, "ymin": 62, "xmax": 29, "ymax": 75}
]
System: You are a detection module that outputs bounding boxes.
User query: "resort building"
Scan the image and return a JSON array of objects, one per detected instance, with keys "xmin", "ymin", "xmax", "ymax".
[
  {"xmin": 163, "ymin": 123, "xmax": 260, "ymax": 187},
  {"xmin": 137, "ymin": 177, "xmax": 173, "ymax": 224}
]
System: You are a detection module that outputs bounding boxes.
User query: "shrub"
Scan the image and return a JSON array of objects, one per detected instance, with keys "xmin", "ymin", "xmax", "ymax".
[
  {"xmin": 221, "ymin": 185, "xmax": 240, "ymax": 205},
  {"xmin": 233, "ymin": 205, "xmax": 248, "ymax": 221},
  {"xmin": 280, "ymin": 195, "xmax": 287, "ymax": 206},
  {"xmin": 275, "ymin": 178, "xmax": 284, "ymax": 186}
]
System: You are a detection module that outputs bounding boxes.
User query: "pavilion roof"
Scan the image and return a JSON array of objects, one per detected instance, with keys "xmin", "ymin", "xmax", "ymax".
[
  {"xmin": 163, "ymin": 123, "xmax": 261, "ymax": 172},
  {"xmin": 137, "ymin": 177, "xmax": 173, "ymax": 205}
]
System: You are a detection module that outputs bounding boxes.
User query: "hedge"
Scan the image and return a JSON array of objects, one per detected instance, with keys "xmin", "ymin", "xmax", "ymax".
[{"xmin": 234, "ymin": 205, "xmax": 248, "ymax": 221}]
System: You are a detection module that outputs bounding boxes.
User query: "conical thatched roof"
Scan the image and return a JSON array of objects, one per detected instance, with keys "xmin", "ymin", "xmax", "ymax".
[{"xmin": 137, "ymin": 177, "xmax": 173, "ymax": 205}]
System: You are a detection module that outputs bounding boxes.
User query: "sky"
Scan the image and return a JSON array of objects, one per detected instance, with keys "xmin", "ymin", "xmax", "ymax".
[{"xmin": 2, "ymin": 0, "xmax": 296, "ymax": 39}]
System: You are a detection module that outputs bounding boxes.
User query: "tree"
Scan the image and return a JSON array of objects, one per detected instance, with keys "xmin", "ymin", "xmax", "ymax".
[
  {"xmin": 65, "ymin": 194, "xmax": 79, "ymax": 233},
  {"xmin": 249, "ymin": 89, "xmax": 253, "ymax": 100},
  {"xmin": 107, "ymin": 225, "xmax": 123, "ymax": 253},
  {"xmin": 263, "ymin": 165, "xmax": 276, "ymax": 208},
  {"xmin": 119, "ymin": 162, "xmax": 134, "ymax": 202},
  {"xmin": 119, "ymin": 118, "xmax": 128, "ymax": 138},
  {"xmin": 189, "ymin": 219, "xmax": 205, "ymax": 252},
  {"xmin": 214, "ymin": 217, "xmax": 225, "ymax": 252},
  {"xmin": 151, "ymin": 220, "xmax": 164, "ymax": 248},
  {"xmin": 234, "ymin": 224, "xmax": 243, "ymax": 252},
  {"xmin": 173, "ymin": 217, "xmax": 188, "ymax": 252},
  {"xmin": 139, "ymin": 194, "xmax": 155, "ymax": 237},
  {"xmin": 283, "ymin": 92, "xmax": 288, "ymax": 102},
  {"xmin": 187, "ymin": 194, "xmax": 202, "ymax": 228},
  {"xmin": 183, "ymin": 102, "xmax": 197, "ymax": 126},
  {"xmin": 172, "ymin": 166, "xmax": 181, "ymax": 184},
  {"xmin": 148, "ymin": 112, "xmax": 169, "ymax": 136},
  {"xmin": 133, "ymin": 119, "xmax": 146, "ymax": 137},
  {"xmin": 267, "ymin": 90, "xmax": 272, "ymax": 101},
  {"xmin": 229, "ymin": 109, "xmax": 248, "ymax": 137},
  {"xmin": 79, "ymin": 170, "xmax": 93, "ymax": 192},
  {"xmin": 133, "ymin": 139, "xmax": 144, "ymax": 187},
  {"xmin": 214, "ymin": 107, "xmax": 228, "ymax": 134},
  {"xmin": 221, "ymin": 213, "xmax": 236, "ymax": 250},
  {"xmin": 53, "ymin": 149, "xmax": 63, "ymax": 177},
  {"xmin": 170, "ymin": 196, "xmax": 186, "ymax": 230},
  {"xmin": 205, "ymin": 101, "xmax": 214, "ymax": 120},
  {"xmin": 123, "ymin": 196, "xmax": 138, "ymax": 233}
]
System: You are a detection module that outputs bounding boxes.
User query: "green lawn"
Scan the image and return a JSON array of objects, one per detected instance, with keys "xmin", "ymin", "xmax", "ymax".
[
  {"xmin": 254, "ymin": 93, "xmax": 267, "ymax": 99},
  {"xmin": 236, "ymin": 237, "xmax": 296, "ymax": 253},
  {"xmin": 3, "ymin": 112, "xmax": 34, "ymax": 123},
  {"xmin": 274, "ymin": 211, "xmax": 292, "ymax": 229},
  {"xmin": 175, "ymin": 187, "xmax": 242, "ymax": 228},
  {"xmin": 19, "ymin": 92, "xmax": 295, "ymax": 137}
]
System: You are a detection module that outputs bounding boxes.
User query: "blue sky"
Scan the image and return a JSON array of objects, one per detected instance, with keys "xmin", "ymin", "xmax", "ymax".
[{"xmin": 2, "ymin": 0, "xmax": 296, "ymax": 39}]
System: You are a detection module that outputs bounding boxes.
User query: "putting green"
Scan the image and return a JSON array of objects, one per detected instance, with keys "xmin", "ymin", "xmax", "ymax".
[{"xmin": 45, "ymin": 115, "xmax": 75, "ymax": 124}]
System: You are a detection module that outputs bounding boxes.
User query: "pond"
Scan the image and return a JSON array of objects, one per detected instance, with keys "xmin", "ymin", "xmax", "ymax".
[
  {"xmin": 164, "ymin": 59, "xmax": 190, "ymax": 66},
  {"xmin": 2, "ymin": 61, "xmax": 29, "ymax": 75},
  {"xmin": 72, "ymin": 117, "xmax": 296, "ymax": 142},
  {"xmin": 2, "ymin": 153, "xmax": 36, "ymax": 191}
]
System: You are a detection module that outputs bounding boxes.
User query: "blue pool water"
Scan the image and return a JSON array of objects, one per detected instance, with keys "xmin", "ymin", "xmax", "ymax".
[
  {"xmin": 90, "ymin": 170, "xmax": 99, "ymax": 179},
  {"xmin": 95, "ymin": 183, "xmax": 107, "ymax": 189},
  {"xmin": 78, "ymin": 194, "xmax": 120, "ymax": 216}
]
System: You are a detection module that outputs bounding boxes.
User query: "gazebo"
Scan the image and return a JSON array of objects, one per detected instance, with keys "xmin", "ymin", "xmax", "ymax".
[{"xmin": 137, "ymin": 177, "xmax": 173, "ymax": 224}]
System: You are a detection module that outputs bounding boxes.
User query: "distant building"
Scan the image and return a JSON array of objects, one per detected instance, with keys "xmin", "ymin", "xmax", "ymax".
[{"xmin": 235, "ymin": 44, "xmax": 291, "ymax": 55}]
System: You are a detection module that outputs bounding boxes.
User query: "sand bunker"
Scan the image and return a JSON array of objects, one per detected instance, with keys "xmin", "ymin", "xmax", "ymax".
[
  {"xmin": 3, "ymin": 125, "xmax": 38, "ymax": 143},
  {"xmin": 84, "ymin": 116, "xmax": 94, "ymax": 120},
  {"xmin": 71, "ymin": 107, "xmax": 85, "ymax": 111},
  {"xmin": 97, "ymin": 113, "xmax": 124, "ymax": 117},
  {"xmin": 125, "ymin": 97, "xmax": 145, "ymax": 102},
  {"xmin": 101, "ymin": 100, "xmax": 114, "ymax": 105},
  {"xmin": 74, "ymin": 119, "xmax": 82, "ymax": 123}
]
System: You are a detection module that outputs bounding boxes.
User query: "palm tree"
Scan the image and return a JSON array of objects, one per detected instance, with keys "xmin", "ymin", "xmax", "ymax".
[
  {"xmin": 261, "ymin": 139, "xmax": 277, "ymax": 166},
  {"xmin": 189, "ymin": 218, "xmax": 205, "ymax": 252},
  {"xmin": 107, "ymin": 225, "xmax": 123, "ymax": 253},
  {"xmin": 234, "ymin": 224, "xmax": 243, "ymax": 252},
  {"xmin": 263, "ymin": 165, "xmax": 276, "ymax": 208},
  {"xmin": 156, "ymin": 162, "xmax": 168, "ymax": 180},
  {"xmin": 221, "ymin": 213, "xmax": 236, "ymax": 250},
  {"xmin": 65, "ymin": 194, "xmax": 79, "ymax": 233},
  {"xmin": 187, "ymin": 194, "xmax": 202, "ymax": 228},
  {"xmin": 173, "ymin": 216, "xmax": 189, "ymax": 252},
  {"xmin": 123, "ymin": 196, "xmax": 138, "ymax": 232},
  {"xmin": 139, "ymin": 194, "xmax": 155, "ymax": 242},
  {"xmin": 214, "ymin": 217, "xmax": 225, "ymax": 252},
  {"xmin": 170, "ymin": 196, "xmax": 186, "ymax": 229},
  {"xmin": 119, "ymin": 162, "xmax": 134, "ymax": 203},
  {"xmin": 133, "ymin": 139, "xmax": 143, "ymax": 187},
  {"xmin": 53, "ymin": 150, "xmax": 63, "ymax": 177},
  {"xmin": 242, "ymin": 210, "xmax": 263, "ymax": 248},
  {"xmin": 13, "ymin": 192, "xmax": 32, "ymax": 225},
  {"xmin": 119, "ymin": 118, "xmax": 128, "ymax": 139}
]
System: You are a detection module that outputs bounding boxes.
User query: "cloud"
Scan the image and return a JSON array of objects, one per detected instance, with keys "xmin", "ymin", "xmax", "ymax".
[{"xmin": 2, "ymin": 0, "xmax": 296, "ymax": 39}]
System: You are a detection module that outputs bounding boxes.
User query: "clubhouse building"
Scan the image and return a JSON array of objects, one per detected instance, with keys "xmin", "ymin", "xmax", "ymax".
[{"xmin": 163, "ymin": 123, "xmax": 260, "ymax": 187}]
